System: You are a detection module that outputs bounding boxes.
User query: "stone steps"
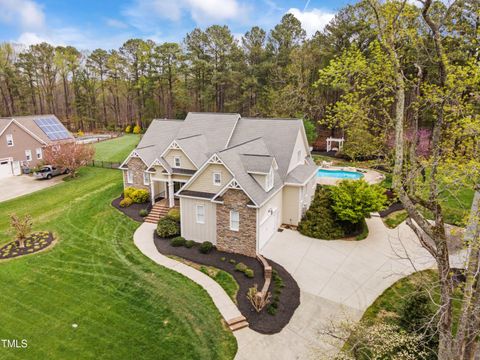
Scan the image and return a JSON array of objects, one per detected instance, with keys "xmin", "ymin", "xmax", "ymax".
[
  {"xmin": 144, "ymin": 203, "xmax": 177, "ymax": 224},
  {"xmin": 227, "ymin": 316, "xmax": 249, "ymax": 331}
]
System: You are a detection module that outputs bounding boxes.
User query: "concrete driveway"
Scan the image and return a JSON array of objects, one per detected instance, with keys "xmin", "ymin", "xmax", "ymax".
[
  {"xmin": 0, "ymin": 175, "xmax": 65, "ymax": 203},
  {"xmin": 234, "ymin": 216, "xmax": 466, "ymax": 359}
]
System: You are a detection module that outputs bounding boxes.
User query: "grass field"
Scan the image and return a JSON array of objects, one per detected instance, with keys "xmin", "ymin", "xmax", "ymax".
[
  {"xmin": 93, "ymin": 134, "xmax": 140, "ymax": 162},
  {"xmin": 0, "ymin": 167, "xmax": 236, "ymax": 360}
]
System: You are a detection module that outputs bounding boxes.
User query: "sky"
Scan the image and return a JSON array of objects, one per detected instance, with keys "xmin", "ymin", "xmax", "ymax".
[{"xmin": 0, "ymin": 0, "xmax": 355, "ymax": 50}]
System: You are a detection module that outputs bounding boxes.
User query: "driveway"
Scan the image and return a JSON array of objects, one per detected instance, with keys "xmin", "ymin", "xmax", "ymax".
[
  {"xmin": 0, "ymin": 175, "xmax": 65, "ymax": 203},
  {"xmin": 234, "ymin": 216, "xmax": 466, "ymax": 359}
]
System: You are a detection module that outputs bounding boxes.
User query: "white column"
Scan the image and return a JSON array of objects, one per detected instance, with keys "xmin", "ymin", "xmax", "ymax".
[
  {"xmin": 150, "ymin": 179, "xmax": 155, "ymax": 204},
  {"xmin": 168, "ymin": 177, "xmax": 175, "ymax": 208}
]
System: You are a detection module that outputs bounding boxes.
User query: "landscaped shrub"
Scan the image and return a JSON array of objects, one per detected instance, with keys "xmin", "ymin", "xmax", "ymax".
[
  {"xmin": 133, "ymin": 125, "xmax": 141, "ymax": 134},
  {"xmin": 199, "ymin": 241, "xmax": 213, "ymax": 254},
  {"xmin": 9, "ymin": 213, "xmax": 33, "ymax": 248},
  {"xmin": 235, "ymin": 262, "xmax": 248, "ymax": 272},
  {"xmin": 124, "ymin": 187, "xmax": 149, "ymax": 203},
  {"xmin": 156, "ymin": 218, "xmax": 180, "ymax": 238},
  {"xmin": 185, "ymin": 240, "xmax": 195, "ymax": 248},
  {"xmin": 125, "ymin": 125, "xmax": 132, "ymax": 133},
  {"xmin": 119, "ymin": 197, "xmax": 133, "ymax": 208},
  {"xmin": 166, "ymin": 208, "xmax": 180, "ymax": 222},
  {"xmin": 170, "ymin": 236, "xmax": 186, "ymax": 247},
  {"xmin": 330, "ymin": 179, "xmax": 387, "ymax": 224},
  {"xmin": 229, "ymin": 259, "xmax": 236, "ymax": 264},
  {"xmin": 244, "ymin": 269, "xmax": 254, "ymax": 278},
  {"xmin": 139, "ymin": 209, "xmax": 148, "ymax": 217},
  {"xmin": 298, "ymin": 187, "xmax": 346, "ymax": 239}
]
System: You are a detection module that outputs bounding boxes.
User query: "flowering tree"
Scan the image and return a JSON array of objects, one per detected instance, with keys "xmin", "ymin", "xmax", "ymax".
[
  {"xmin": 9, "ymin": 214, "xmax": 33, "ymax": 248},
  {"xmin": 43, "ymin": 142, "xmax": 95, "ymax": 178}
]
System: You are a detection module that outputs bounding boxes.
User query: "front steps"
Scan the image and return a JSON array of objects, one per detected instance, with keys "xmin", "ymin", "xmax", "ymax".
[
  {"xmin": 227, "ymin": 316, "xmax": 249, "ymax": 331},
  {"xmin": 144, "ymin": 202, "xmax": 171, "ymax": 224}
]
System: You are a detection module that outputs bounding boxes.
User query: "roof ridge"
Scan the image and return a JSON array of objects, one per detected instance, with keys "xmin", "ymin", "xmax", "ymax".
[
  {"xmin": 177, "ymin": 134, "xmax": 203, "ymax": 140},
  {"xmin": 152, "ymin": 118, "xmax": 183, "ymax": 122},
  {"xmin": 241, "ymin": 153, "xmax": 272, "ymax": 157},
  {"xmin": 241, "ymin": 117, "xmax": 301, "ymax": 121},
  {"xmin": 218, "ymin": 137, "xmax": 263, "ymax": 153},
  {"xmin": 188, "ymin": 112, "xmax": 240, "ymax": 115}
]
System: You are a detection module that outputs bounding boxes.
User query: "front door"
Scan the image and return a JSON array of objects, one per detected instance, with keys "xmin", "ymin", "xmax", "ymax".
[{"xmin": 173, "ymin": 182, "xmax": 182, "ymax": 195}]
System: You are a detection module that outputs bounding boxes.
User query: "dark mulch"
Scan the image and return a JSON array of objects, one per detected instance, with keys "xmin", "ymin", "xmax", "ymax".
[
  {"xmin": 379, "ymin": 202, "xmax": 405, "ymax": 218},
  {"xmin": 0, "ymin": 232, "xmax": 54, "ymax": 260},
  {"xmin": 111, "ymin": 195, "xmax": 152, "ymax": 222},
  {"xmin": 153, "ymin": 232, "xmax": 300, "ymax": 334}
]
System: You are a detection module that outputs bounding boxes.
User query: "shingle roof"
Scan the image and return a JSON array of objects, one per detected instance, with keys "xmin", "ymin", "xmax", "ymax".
[
  {"xmin": 0, "ymin": 114, "xmax": 74, "ymax": 143},
  {"xmin": 240, "ymin": 154, "xmax": 274, "ymax": 174},
  {"xmin": 285, "ymin": 164, "xmax": 318, "ymax": 185}
]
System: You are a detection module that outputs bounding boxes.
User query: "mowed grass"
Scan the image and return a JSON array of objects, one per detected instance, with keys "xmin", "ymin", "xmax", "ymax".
[
  {"xmin": 0, "ymin": 167, "xmax": 236, "ymax": 360},
  {"xmin": 93, "ymin": 134, "xmax": 140, "ymax": 162}
]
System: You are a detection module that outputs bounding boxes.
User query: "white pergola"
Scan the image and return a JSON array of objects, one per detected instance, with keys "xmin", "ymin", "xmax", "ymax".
[{"xmin": 326, "ymin": 137, "xmax": 344, "ymax": 152}]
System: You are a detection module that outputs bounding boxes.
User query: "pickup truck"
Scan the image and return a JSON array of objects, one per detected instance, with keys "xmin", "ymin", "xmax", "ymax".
[{"xmin": 33, "ymin": 165, "xmax": 69, "ymax": 180}]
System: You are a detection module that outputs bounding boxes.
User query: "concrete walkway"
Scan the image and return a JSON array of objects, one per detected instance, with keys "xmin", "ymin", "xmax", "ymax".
[
  {"xmin": 133, "ymin": 223, "xmax": 242, "ymax": 323},
  {"xmin": 133, "ymin": 218, "xmax": 466, "ymax": 360}
]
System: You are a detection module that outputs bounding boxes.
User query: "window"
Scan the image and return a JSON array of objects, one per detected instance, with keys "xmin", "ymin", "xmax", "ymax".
[
  {"xmin": 196, "ymin": 205, "xmax": 205, "ymax": 224},
  {"xmin": 127, "ymin": 170, "xmax": 133, "ymax": 184},
  {"xmin": 36, "ymin": 148, "xmax": 42, "ymax": 160},
  {"xmin": 143, "ymin": 172, "xmax": 150, "ymax": 186},
  {"xmin": 6, "ymin": 134, "xmax": 13, "ymax": 146},
  {"xmin": 230, "ymin": 210, "xmax": 239, "ymax": 231},
  {"xmin": 266, "ymin": 167, "xmax": 274, "ymax": 191},
  {"xmin": 213, "ymin": 172, "xmax": 221, "ymax": 186},
  {"xmin": 25, "ymin": 150, "xmax": 32, "ymax": 161},
  {"xmin": 174, "ymin": 156, "xmax": 181, "ymax": 167}
]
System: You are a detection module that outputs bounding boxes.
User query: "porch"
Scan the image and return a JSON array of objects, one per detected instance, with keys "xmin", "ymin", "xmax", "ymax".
[{"xmin": 150, "ymin": 178, "xmax": 185, "ymax": 208}]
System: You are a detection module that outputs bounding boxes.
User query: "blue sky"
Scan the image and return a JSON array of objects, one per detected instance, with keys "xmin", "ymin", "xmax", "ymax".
[{"xmin": 0, "ymin": 0, "xmax": 354, "ymax": 50}]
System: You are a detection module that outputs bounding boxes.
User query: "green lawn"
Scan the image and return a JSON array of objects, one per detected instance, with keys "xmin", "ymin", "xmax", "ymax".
[
  {"xmin": 0, "ymin": 167, "xmax": 236, "ymax": 360},
  {"xmin": 93, "ymin": 134, "xmax": 140, "ymax": 162}
]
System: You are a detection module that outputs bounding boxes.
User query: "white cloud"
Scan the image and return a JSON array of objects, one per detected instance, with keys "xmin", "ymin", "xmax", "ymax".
[
  {"xmin": 0, "ymin": 0, "xmax": 45, "ymax": 30},
  {"xmin": 287, "ymin": 8, "xmax": 335, "ymax": 37},
  {"xmin": 124, "ymin": 0, "xmax": 247, "ymax": 29},
  {"xmin": 106, "ymin": 18, "xmax": 129, "ymax": 29}
]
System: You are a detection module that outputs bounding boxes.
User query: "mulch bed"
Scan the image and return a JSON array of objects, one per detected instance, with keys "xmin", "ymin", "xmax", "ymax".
[
  {"xmin": 111, "ymin": 195, "xmax": 152, "ymax": 222},
  {"xmin": 0, "ymin": 232, "xmax": 54, "ymax": 260},
  {"xmin": 153, "ymin": 232, "xmax": 300, "ymax": 334}
]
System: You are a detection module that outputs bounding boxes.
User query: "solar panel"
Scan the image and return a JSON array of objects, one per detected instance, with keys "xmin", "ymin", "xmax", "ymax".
[{"xmin": 34, "ymin": 118, "xmax": 71, "ymax": 141}]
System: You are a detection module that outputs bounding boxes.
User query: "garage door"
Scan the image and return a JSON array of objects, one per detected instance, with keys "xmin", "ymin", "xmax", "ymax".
[
  {"xmin": 0, "ymin": 159, "xmax": 12, "ymax": 178},
  {"xmin": 259, "ymin": 208, "xmax": 278, "ymax": 250}
]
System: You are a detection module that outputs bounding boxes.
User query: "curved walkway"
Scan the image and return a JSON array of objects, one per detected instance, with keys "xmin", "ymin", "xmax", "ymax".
[{"xmin": 134, "ymin": 218, "xmax": 466, "ymax": 360}]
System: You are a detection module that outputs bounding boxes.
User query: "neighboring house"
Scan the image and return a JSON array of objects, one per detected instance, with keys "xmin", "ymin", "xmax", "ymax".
[
  {"xmin": 0, "ymin": 115, "xmax": 74, "ymax": 177},
  {"xmin": 120, "ymin": 112, "xmax": 318, "ymax": 257}
]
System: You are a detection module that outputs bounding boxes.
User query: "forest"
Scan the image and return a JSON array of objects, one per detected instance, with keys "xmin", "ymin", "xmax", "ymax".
[{"xmin": 0, "ymin": 0, "xmax": 478, "ymax": 159}]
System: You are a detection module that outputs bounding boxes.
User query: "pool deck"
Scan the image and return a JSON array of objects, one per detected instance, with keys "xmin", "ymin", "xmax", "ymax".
[{"xmin": 316, "ymin": 166, "xmax": 385, "ymax": 186}]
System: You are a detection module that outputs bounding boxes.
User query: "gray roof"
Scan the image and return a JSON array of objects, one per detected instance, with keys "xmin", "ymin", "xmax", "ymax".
[
  {"xmin": 0, "ymin": 114, "xmax": 74, "ymax": 143},
  {"xmin": 285, "ymin": 164, "xmax": 318, "ymax": 185},
  {"xmin": 228, "ymin": 118, "xmax": 303, "ymax": 179},
  {"xmin": 127, "ymin": 112, "xmax": 312, "ymax": 206}
]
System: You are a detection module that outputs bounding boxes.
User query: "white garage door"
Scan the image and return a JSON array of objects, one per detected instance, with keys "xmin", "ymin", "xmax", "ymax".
[
  {"xmin": 0, "ymin": 159, "xmax": 12, "ymax": 178},
  {"xmin": 259, "ymin": 208, "xmax": 278, "ymax": 250}
]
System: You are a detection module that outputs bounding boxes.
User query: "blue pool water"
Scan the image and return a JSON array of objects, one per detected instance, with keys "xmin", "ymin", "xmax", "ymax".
[{"xmin": 317, "ymin": 169, "xmax": 364, "ymax": 180}]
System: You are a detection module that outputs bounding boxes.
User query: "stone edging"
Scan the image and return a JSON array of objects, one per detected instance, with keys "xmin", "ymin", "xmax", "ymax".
[
  {"xmin": 133, "ymin": 222, "xmax": 248, "ymax": 330},
  {"xmin": 256, "ymin": 254, "xmax": 272, "ymax": 301}
]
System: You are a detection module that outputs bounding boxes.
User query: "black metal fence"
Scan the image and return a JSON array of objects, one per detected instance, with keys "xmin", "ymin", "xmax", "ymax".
[{"xmin": 87, "ymin": 160, "xmax": 121, "ymax": 169}]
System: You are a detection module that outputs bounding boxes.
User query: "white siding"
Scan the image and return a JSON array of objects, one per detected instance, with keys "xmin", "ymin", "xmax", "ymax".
[
  {"xmin": 259, "ymin": 189, "xmax": 283, "ymax": 225},
  {"xmin": 286, "ymin": 129, "xmax": 308, "ymax": 174},
  {"xmin": 282, "ymin": 186, "xmax": 300, "ymax": 225},
  {"xmin": 180, "ymin": 197, "xmax": 217, "ymax": 244}
]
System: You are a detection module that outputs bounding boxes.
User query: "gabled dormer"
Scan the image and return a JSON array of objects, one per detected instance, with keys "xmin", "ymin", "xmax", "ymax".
[
  {"xmin": 161, "ymin": 140, "xmax": 197, "ymax": 171},
  {"xmin": 242, "ymin": 154, "xmax": 277, "ymax": 192}
]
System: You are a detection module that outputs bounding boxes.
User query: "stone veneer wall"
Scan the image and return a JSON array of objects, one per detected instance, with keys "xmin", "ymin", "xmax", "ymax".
[
  {"xmin": 124, "ymin": 157, "xmax": 150, "ymax": 191},
  {"xmin": 216, "ymin": 189, "xmax": 257, "ymax": 257}
]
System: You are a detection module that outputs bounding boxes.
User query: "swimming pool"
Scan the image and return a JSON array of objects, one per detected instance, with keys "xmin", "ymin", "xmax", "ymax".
[{"xmin": 317, "ymin": 169, "xmax": 364, "ymax": 180}]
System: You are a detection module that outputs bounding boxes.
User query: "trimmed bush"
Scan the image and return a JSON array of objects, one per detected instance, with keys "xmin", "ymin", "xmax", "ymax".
[
  {"xmin": 170, "ymin": 236, "xmax": 186, "ymax": 247},
  {"xmin": 244, "ymin": 268, "xmax": 254, "ymax": 278},
  {"xmin": 185, "ymin": 240, "xmax": 195, "ymax": 248},
  {"xmin": 298, "ymin": 187, "xmax": 346, "ymax": 239},
  {"xmin": 125, "ymin": 125, "xmax": 132, "ymax": 133},
  {"xmin": 229, "ymin": 259, "xmax": 236, "ymax": 264},
  {"xmin": 133, "ymin": 125, "xmax": 141, "ymax": 134},
  {"xmin": 220, "ymin": 257, "xmax": 226, "ymax": 261},
  {"xmin": 166, "ymin": 208, "xmax": 180, "ymax": 222},
  {"xmin": 124, "ymin": 187, "xmax": 136, "ymax": 199},
  {"xmin": 131, "ymin": 189, "xmax": 149, "ymax": 203},
  {"xmin": 119, "ymin": 197, "xmax": 133, "ymax": 207},
  {"xmin": 139, "ymin": 209, "xmax": 148, "ymax": 217},
  {"xmin": 235, "ymin": 262, "xmax": 248, "ymax": 272},
  {"xmin": 199, "ymin": 241, "xmax": 213, "ymax": 254},
  {"xmin": 156, "ymin": 218, "xmax": 180, "ymax": 238}
]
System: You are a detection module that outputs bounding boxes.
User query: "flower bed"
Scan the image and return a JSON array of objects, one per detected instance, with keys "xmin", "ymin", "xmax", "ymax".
[
  {"xmin": 0, "ymin": 232, "xmax": 54, "ymax": 260},
  {"xmin": 154, "ymin": 232, "xmax": 300, "ymax": 334},
  {"xmin": 111, "ymin": 195, "xmax": 152, "ymax": 222}
]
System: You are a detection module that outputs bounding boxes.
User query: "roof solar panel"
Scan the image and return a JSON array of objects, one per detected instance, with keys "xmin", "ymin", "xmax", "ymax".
[{"xmin": 34, "ymin": 117, "xmax": 71, "ymax": 141}]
